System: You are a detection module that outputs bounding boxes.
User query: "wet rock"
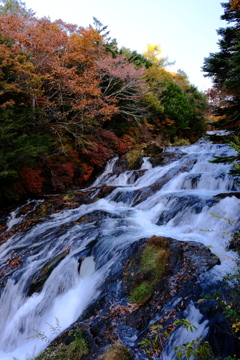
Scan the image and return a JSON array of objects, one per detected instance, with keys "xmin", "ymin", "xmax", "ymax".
[
  {"xmin": 112, "ymin": 156, "xmax": 129, "ymax": 173},
  {"xmin": 142, "ymin": 142, "xmax": 163, "ymax": 157},
  {"xmin": 229, "ymin": 231, "xmax": 240, "ymax": 253},
  {"xmin": 28, "ymin": 248, "xmax": 70, "ymax": 296},
  {"xmin": 157, "ymin": 194, "xmax": 217, "ymax": 225},
  {"xmin": 93, "ymin": 186, "xmax": 116, "ymax": 199},
  {"xmin": 132, "ymin": 158, "xmax": 197, "ymax": 206},
  {"xmin": 129, "ymin": 156, "xmax": 144, "ymax": 170},
  {"xmin": 149, "ymin": 151, "xmax": 183, "ymax": 167},
  {"xmin": 76, "ymin": 210, "xmax": 118, "ymax": 225},
  {"xmin": 110, "ymin": 188, "xmax": 141, "ymax": 206},
  {"xmin": 127, "ymin": 169, "xmax": 147, "ymax": 184},
  {"xmin": 55, "ymin": 210, "xmax": 119, "ymax": 240},
  {"xmin": 0, "ymin": 219, "xmax": 42, "ymax": 246},
  {"xmin": 54, "ymin": 236, "xmax": 220, "ymax": 359},
  {"xmin": 206, "ymin": 133, "xmax": 234, "ymax": 144},
  {"xmin": 214, "ymin": 192, "xmax": 240, "ymax": 200},
  {"xmin": 110, "ymin": 158, "xmax": 198, "ymax": 207},
  {"xmin": 113, "ymin": 155, "xmax": 144, "ymax": 172}
]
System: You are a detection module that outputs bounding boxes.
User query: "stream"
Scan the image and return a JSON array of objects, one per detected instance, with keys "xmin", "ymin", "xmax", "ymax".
[{"xmin": 0, "ymin": 135, "xmax": 239, "ymax": 359}]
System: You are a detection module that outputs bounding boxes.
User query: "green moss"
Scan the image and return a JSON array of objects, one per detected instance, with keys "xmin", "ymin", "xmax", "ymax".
[
  {"xmin": 35, "ymin": 330, "xmax": 88, "ymax": 360},
  {"xmin": 100, "ymin": 343, "xmax": 133, "ymax": 360},
  {"xmin": 34, "ymin": 203, "xmax": 53, "ymax": 218},
  {"xmin": 172, "ymin": 137, "xmax": 190, "ymax": 146},
  {"xmin": 39, "ymin": 204, "xmax": 48, "ymax": 217},
  {"xmin": 141, "ymin": 246, "xmax": 168, "ymax": 277},
  {"xmin": 130, "ymin": 282, "xmax": 153, "ymax": 304},
  {"xmin": 127, "ymin": 236, "xmax": 171, "ymax": 304},
  {"xmin": 141, "ymin": 236, "xmax": 170, "ymax": 277},
  {"xmin": 63, "ymin": 192, "xmax": 75, "ymax": 202},
  {"xmin": 126, "ymin": 146, "xmax": 142, "ymax": 169}
]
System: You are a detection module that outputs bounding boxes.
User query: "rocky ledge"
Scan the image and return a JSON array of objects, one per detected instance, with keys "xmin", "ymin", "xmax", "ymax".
[{"xmin": 45, "ymin": 235, "xmax": 239, "ymax": 360}]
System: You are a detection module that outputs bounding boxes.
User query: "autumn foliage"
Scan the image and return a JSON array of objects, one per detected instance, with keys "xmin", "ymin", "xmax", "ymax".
[
  {"xmin": 230, "ymin": 0, "xmax": 240, "ymax": 11},
  {"xmin": 15, "ymin": 167, "xmax": 44, "ymax": 194},
  {"xmin": 0, "ymin": 2, "xmax": 207, "ymax": 204}
]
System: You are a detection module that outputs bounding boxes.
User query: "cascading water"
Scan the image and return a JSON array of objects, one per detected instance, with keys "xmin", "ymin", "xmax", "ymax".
[
  {"xmin": 6, "ymin": 199, "xmax": 44, "ymax": 232},
  {"xmin": 0, "ymin": 135, "xmax": 239, "ymax": 359}
]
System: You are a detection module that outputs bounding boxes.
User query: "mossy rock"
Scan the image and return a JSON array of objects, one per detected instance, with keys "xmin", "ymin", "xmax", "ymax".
[
  {"xmin": 142, "ymin": 142, "xmax": 163, "ymax": 156},
  {"xmin": 125, "ymin": 147, "xmax": 143, "ymax": 170},
  {"xmin": 172, "ymin": 137, "xmax": 190, "ymax": 146},
  {"xmin": 125, "ymin": 236, "xmax": 171, "ymax": 304},
  {"xmin": 35, "ymin": 203, "xmax": 53, "ymax": 218},
  {"xmin": 63, "ymin": 192, "xmax": 76, "ymax": 202},
  {"xmin": 129, "ymin": 281, "xmax": 153, "ymax": 304},
  {"xmin": 35, "ymin": 330, "xmax": 89, "ymax": 360},
  {"xmin": 140, "ymin": 236, "xmax": 170, "ymax": 278},
  {"xmin": 230, "ymin": 231, "xmax": 240, "ymax": 254}
]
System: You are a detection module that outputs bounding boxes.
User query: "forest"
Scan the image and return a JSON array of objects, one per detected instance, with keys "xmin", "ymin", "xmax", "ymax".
[
  {"xmin": 0, "ymin": 0, "xmax": 209, "ymax": 206},
  {"xmin": 0, "ymin": 1, "xmax": 239, "ymax": 360}
]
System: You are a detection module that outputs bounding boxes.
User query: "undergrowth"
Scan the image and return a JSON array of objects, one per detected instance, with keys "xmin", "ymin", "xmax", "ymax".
[{"xmin": 34, "ymin": 329, "xmax": 89, "ymax": 360}]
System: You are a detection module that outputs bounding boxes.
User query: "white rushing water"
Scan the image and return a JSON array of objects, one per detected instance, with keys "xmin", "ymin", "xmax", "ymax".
[
  {"xmin": 159, "ymin": 302, "xmax": 209, "ymax": 360},
  {"xmin": 6, "ymin": 200, "xmax": 44, "ymax": 232},
  {"xmin": 0, "ymin": 136, "xmax": 239, "ymax": 359}
]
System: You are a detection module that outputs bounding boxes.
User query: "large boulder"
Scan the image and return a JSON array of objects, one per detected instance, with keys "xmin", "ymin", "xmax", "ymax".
[{"xmin": 50, "ymin": 235, "xmax": 220, "ymax": 359}]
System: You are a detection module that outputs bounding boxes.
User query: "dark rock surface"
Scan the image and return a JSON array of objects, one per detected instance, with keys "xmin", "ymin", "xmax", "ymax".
[
  {"xmin": 142, "ymin": 142, "xmax": 163, "ymax": 157},
  {"xmin": 0, "ymin": 146, "xmax": 239, "ymax": 359},
  {"xmin": 51, "ymin": 236, "xmax": 221, "ymax": 359},
  {"xmin": 110, "ymin": 157, "xmax": 197, "ymax": 206},
  {"xmin": 28, "ymin": 248, "xmax": 70, "ymax": 296},
  {"xmin": 149, "ymin": 151, "xmax": 184, "ymax": 167}
]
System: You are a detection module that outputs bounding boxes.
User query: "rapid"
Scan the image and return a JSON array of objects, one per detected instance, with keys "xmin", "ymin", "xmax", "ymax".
[{"xmin": 0, "ymin": 135, "xmax": 239, "ymax": 359}]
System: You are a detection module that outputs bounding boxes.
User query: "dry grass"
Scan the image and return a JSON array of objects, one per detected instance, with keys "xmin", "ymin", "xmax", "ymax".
[{"xmin": 100, "ymin": 343, "xmax": 133, "ymax": 360}]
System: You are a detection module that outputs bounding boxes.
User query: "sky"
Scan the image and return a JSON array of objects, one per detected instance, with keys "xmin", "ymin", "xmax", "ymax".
[{"xmin": 23, "ymin": 0, "xmax": 227, "ymax": 92}]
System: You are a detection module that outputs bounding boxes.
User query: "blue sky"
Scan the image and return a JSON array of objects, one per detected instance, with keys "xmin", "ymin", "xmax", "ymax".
[{"xmin": 24, "ymin": 0, "xmax": 227, "ymax": 91}]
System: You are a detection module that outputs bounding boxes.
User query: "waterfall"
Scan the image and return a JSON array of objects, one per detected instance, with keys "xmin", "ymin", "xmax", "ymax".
[
  {"xmin": 6, "ymin": 200, "xmax": 44, "ymax": 232},
  {"xmin": 0, "ymin": 136, "xmax": 239, "ymax": 359}
]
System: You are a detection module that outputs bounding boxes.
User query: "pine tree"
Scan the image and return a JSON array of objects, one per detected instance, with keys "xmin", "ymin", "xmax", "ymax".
[{"xmin": 202, "ymin": 2, "xmax": 240, "ymax": 132}]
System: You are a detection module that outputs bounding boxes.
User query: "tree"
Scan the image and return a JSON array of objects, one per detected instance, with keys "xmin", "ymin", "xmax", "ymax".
[
  {"xmin": 230, "ymin": 0, "xmax": 240, "ymax": 11},
  {"xmin": 184, "ymin": 85, "xmax": 207, "ymax": 141},
  {"xmin": 0, "ymin": 14, "xmax": 119, "ymax": 201},
  {"xmin": 96, "ymin": 55, "xmax": 146, "ymax": 123},
  {"xmin": 0, "ymin": 0, "xmax": 34, "ymax": 17},
  {"xmin": 0, "ymin": 15, "xmax": 122, "ymax": 134},
  {"xmin": 140, "ymin": 48, "xmax": 206, "ymax": 139},
  {"xmin": 203, "ymin": 2, "xmax": 240, "ymax": 177},
  {"xmin": 160, "ymin": 80, "xmax": 193, "ymax": 137},
  {"xmin": 171, "ymin": 70, "xmax": 191, "ymax": 92},
  {"xmin": 0, "ymin": 106, "xmax": 52, "ymax": 202},
  {"xmin": 143, "ymin": 44, "xmax": 166, "ymax": 67},
  {"xmin": 202, "ymin": 2, "xmax": 240, "ymax": 131},
  {"xmin": 141, "ymin": 65, "xmax": 169, "ymax": 132},
  {"xmin": 119, "ymin": 47, "xmax": 154, "ymax": 69},
  {"xmin": 0, "ymin": 6, "xmax": 207, "ymax": 204}
]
